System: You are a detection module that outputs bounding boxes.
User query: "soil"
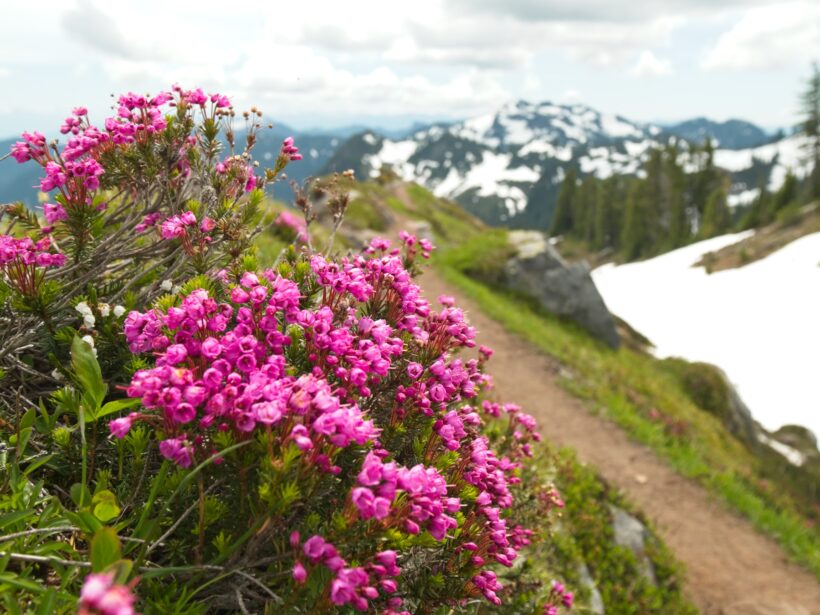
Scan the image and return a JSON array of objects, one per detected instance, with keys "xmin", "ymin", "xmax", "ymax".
[{"xmin": 418, "ymin": 266, "xmax": 820, "ymax": 615}]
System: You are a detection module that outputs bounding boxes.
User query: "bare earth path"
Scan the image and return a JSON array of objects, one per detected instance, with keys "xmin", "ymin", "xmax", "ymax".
[{"xmin": 419, "ymin": 267, "xmax": 820, "ymax": 615}]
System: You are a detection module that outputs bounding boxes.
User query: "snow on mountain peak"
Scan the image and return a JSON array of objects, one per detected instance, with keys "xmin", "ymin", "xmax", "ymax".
[{"xmin": 324, "ymin": 100, "xmax": 809, "ymax": 228}]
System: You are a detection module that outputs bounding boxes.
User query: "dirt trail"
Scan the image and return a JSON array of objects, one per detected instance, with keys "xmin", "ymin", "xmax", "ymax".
[{"xmin": 418, "ymin": 267, "xmax": 820, "ymax": 615}]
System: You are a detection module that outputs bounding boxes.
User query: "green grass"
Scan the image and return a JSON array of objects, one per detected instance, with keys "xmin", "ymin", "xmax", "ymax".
[
  {"xmin": 551, "ymin": 449, "xmax": 696, "ymax": 615},
  {"xmin": 435, "ymin": 262, "xmax": 820, "ymax": 578}
]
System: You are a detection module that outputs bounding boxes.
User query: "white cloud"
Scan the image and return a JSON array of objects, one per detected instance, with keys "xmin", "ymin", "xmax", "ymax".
[
  {"xmin": 702, "ymin": 2, "xmax": 820, "ymax": 70},
  {"xmin": 629, "ymin": 51, "xmax": 673, "ymax": 77},
  {"xmin": 451, "ymin": 0, "xmax": 769, "ymax": 22}
]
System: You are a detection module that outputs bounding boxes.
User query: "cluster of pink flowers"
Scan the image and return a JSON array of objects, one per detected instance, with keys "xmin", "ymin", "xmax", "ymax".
[
  {"xmin": 10, "ymin": 131, "xmax": 47, "ymax": 163},
  {"xmin": 117, "ymin": 279, "xmax": 378, "ymax": 467},
  {"xmin": 398, "ymin": 230, "xmax": 434, "ymax": 260},
  {"xmin": 272, "ymin": 210, "xmax": 307, "ymax": 243},
  {"xmin": 78, "ymin": 573, "xmax": 137, "ymax": 615},
  {"xmin": 0, "ymin": 235, "xmax": 66, "ymax": 296},
  {"xmin": 352, "ymin": 452, "xmax": 459, "ymax": 538},
  {"xmin": 280, "ymin": 136, "xmax": 302, "ymax": 161},
  {"xmin": 159, "ymin": 210, "xmax": 215, "ymax": 240},
  {"xmin": 294, "ymin": 534, "xmax": 404, "ymax": 611},
  {"xmin": 0, "ymin": 235, "xmax": 66, "ymax": 269},
  {"xmin": 9, "ymin": 86, "xmax": 293, "ymax": 230},
  {"xmin": 111, "ymin": 232, "xmax": 566, "ymax": 610},
  {"xmin": 542, "ymin": 581, "xmax": 574, "ymax": 614}
]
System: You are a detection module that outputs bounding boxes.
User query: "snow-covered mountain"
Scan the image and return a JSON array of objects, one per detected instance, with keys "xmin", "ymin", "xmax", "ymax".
[
  {"xmin": 324, "ymin": 101, "xmax": 812, "ymax": 229},
  {"xmin": 665, "ymin": 117, "xmax": 773, "ymax": 150}
]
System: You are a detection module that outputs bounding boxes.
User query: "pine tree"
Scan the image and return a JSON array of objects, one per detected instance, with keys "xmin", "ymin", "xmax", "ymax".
[
  {"xmin": 800, "ymin": 62, "xmax": 820, "ymax": 200},
  {"xmin": 738, "ymin": 176, "xmax": 772, "ymax": 229},
  {"xmin": 621, "ymin": 181, "xmax": 647, "ymax": 260},
  {"xmin": 691, "ymin": 138, "xmax": 719, "ymax": 215},
  {"xmin": 575, "ymin": 176, "xmax": 601, "ymax": 242},
  {"xmin": 549, "ymin": 168, "xmax": 577, "ymax": 236},
  {"xmin": 663, "ymin": 144, "xmax": 689, "ymax": 249},
  {"xmin": 773, "ymin": 171, "xmax": 799, "ymax": 213},
  {"xmin": 700, "ymin": 182, "xmax": 731, "ymax": 238}
]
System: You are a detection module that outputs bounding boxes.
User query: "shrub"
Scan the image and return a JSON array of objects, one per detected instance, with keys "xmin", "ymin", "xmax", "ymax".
[{"xmin": 0, "ymin": 88, "xmax": 570, "ymax": 614}]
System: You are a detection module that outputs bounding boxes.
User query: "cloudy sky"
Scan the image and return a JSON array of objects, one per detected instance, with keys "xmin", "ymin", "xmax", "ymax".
[{"xmin": 0, "ymin": 0, "xmax": 817, "ymax": 137}]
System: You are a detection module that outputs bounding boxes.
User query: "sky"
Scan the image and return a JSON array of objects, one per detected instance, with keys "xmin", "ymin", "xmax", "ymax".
[{"xmin": 0, "ymin": 0, "xmax": 817, "ymax": 138}]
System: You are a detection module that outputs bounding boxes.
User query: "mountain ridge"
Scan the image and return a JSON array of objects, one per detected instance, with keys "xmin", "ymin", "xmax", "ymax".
[{"xmin": 322, "ymin": 100, "xmax": 810, "ymax": 229}]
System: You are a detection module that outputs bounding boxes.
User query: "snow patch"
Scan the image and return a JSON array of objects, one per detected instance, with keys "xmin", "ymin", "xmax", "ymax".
[
  {"xmin": 593, "ymin": 231, "xmax": 820, "ymax": 437},
  {"xmin": 758, "ymin": 433, "xmax": 806, "ymax": 466}
]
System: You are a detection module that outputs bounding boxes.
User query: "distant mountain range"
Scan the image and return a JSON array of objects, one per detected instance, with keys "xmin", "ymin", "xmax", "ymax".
[
  {"xmin": 322, "ymin": 101, "xmax": 807, "ymax": 229},
  {"xmin": 663, "ymin": 117, "xmax": 779, "ymax": 150},
  {"xmin": 1, "ymin": 104, "xmax": 806, "ymax": 230}
]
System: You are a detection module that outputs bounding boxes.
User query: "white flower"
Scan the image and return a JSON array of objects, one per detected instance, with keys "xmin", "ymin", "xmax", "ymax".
[
  {"xmin": 51, "ymin": 368, "xmax": 63, "ymax": 380},
  {"xmin": 81, "ymin": 334, "xmax": 95, "ymax": 348},
  {"xmin": 98, "ymin": 303, "xmax": 110, "ymax": 317},
  {"xmin": 75, "ymin": 301, "xmax": 91, "ymax": 316},
  {"xmin": 160, "ymin": 280, "xmax": 173, "ymax": 291},
  {"xmin": 172, "ymin": 285, "xmax": 182, "ymax": 294},
  {"xmin": 83, "ymin": 314, "xmax": 96, "ymax": 328},
  {"xmin": 113, "ymin": 305, "xmax": 126, "ymax": 317}
]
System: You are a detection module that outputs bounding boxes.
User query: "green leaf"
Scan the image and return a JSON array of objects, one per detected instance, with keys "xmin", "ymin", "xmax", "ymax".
[
  {"xmin": 64, "ymin": 511, "xmax": 102, "ymax": 535},
  {"xmin": 0, "ymin": 510, "xmax": 33, "ymax": 531},
  {"xmin": 96, "ymin": 398, "xmax": 141, "ymax": 421},
  {"xmin": 34, "ymin": 588, "xmax": 57, "ymax": 615},
  {"xmin": 70, "ymin": 483, "xmax": 92, "ymax": 509},
  {"xmin": 22, "ymin": 454, "xmax": 54, "ymax": 477},
  {"xmin": 90, "ymin": 527, "xmax": 121, "ymax": 572},
  {"xmin": 0, "ymin": 573, "xmax": 45, "ymax": 594},
  {"xmin": 71, "ymin": 336, "xmax": 107, "ymax": 411},
  {"xmin": 16, "ymin": 427, "xmax": 32, "ymax": 457},
  {"xmin": 92, "ymin": 490, "xmax": 121, "ymax": 523}
]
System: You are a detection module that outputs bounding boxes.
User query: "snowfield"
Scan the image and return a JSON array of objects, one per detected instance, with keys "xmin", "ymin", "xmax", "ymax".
[{"xmin": 592, "ymin": 232, "xmax": 820, "ymax": 438}]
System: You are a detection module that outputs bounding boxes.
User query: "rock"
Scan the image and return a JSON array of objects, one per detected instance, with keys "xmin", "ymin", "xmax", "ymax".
[
  {"xmin": 721, "ymin": 370, "xmax": 761, "ymax": 449},
  {"xmin": 577, "ymin": 562, "xmax": 605, "ymax": 615},
  {"xmin": 503, "ymin": 231, "xmax": 620, "ymax": 348},
  {"xmin": 772, "ymin": 425, "xmax": 818, "ymax": 457},
  {"xmin": 608, "ymin": 505, "xmax": 657, "ymax": 585}
]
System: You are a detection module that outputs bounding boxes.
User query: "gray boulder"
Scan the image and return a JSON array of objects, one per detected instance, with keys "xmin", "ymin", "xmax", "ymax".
[
  {"xmin": 577, "ymin": 562, "xmax": 605, "ymax": 614},
  {"xmin": 722, "ymin": 370, "xmax": 761, "ymax": 448},
  {"xmin": 608, "ymin": 505, "xmax": 657, "ymax": 584},
  {"xmin": 503, "ymin": 231, "xmax": 620, "ymax": 348}
]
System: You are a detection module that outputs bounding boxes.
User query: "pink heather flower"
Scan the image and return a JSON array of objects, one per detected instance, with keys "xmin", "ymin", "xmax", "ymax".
[
  {"xmin": 406, "ymin": 362, "xmax": 423, "ymax": 380},
  {"xmin": 562, "ymin": 592, "xmax": 574, "ymax": 608},
  {"xmin": 159, "ymin": 436, "xmax": 193, "ymax": 467},
  {"xmin": 135, "ymin": 213, "xmax": 160, "ymax": 233},
  {"xmin": 210, "ymin": 93, "xmax": 231, "ymax": 108},
  {"xmin": 160, "ymin": 216, "xmax": 186, "ymax": 239},
  {"xmin": 200, "ymin": 217, "xmax": 216, "ymax": 232},
  {"xmin": 293, "ymin": 561, "xmax": 307, "ymax": 584},
  {"xmin": 180, "ymin": 210, "xmax": 197, "ymax": 226},
  {"xmin": 303, "ymin": 536, "xmax": 327, "ymax": 562},
  {"xmin": 43, "ymin": 203, "xmax": 67, "ymax": 225},
  {"xmin": 78, "ymin": 572, "xmax": 136, "ymax": 615},
  {"xmin": 109, "ymin": 415, "xmax": 135, "ymax": 439}
]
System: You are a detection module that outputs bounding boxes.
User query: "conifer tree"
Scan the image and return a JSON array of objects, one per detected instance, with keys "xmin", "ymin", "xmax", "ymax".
[
  {"xmin": 550, "ymin": 168, "xmax": 577, "ymax": 236},
  {"xmin": 621, "ymin": 181, "xmax": 647, "ymax": 260},
  {"xmin": 700, "ymin": 182, "xmax": 731, "ymax": 238},
  {"xmin": 800, "ymin": 62, "xmax": 820, "ymax": 199},
  {"xmin": 773, "ymin": 170, "xmax": 799, "ymax": 213},
  {"xmin": 664, "ymin": 144, "xmax": 689, "ymax": 249}
]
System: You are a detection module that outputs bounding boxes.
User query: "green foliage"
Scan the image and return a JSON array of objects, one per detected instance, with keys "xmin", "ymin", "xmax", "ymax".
[{"xmin": 437, "ymin": 229, "xmax": 515, "ymax": 283}]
